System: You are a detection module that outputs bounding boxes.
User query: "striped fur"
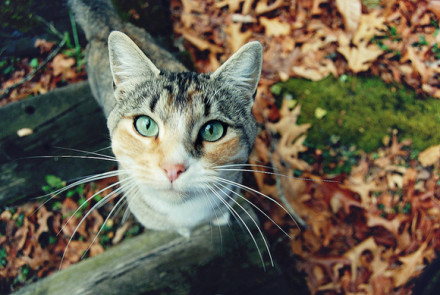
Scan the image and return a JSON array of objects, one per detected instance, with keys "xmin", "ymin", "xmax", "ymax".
[{"xmin": 107, "ymin": 32, "xmax": 262, "ymax": 235}]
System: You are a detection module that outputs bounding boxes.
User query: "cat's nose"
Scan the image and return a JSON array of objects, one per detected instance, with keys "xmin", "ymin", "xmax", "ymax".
[{"xmin": 162, "ymin": 163, "xmax": 186, "ymax": 182}]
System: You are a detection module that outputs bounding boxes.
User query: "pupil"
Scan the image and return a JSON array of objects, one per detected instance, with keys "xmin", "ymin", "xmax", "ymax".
[
  {"xmin": 145, "ymin": 119, "xmax": 151, "ymax": 129},
  {"xmin": 208, "ymin": 124, "xmax": 214, "ymax": 134}
]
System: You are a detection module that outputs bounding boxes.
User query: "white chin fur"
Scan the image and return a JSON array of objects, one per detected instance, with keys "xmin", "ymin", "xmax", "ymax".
[{"xmin": 125, "ymin": 178, "xmax": 237, "ymax": 236}]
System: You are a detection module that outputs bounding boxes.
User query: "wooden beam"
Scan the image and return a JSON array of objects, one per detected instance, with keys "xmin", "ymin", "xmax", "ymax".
[
  {"xmin": 13, "ymin": 204, "xmax": 290, "ymax": 295},
  {"xmin": 0, "ymin": 82, "xmax": 113, "ymax": 205}
]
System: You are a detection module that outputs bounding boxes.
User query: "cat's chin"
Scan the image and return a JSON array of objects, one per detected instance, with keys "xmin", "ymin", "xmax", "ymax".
[{"xmin": 137, "ymin": 182, "xmax": 193, "ymax": 202}]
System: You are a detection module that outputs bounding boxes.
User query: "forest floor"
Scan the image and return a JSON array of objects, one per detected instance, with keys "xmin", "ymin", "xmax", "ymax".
[{"xmin": 1, "ymin": 0, "xmax": 440, "ymax": 294}]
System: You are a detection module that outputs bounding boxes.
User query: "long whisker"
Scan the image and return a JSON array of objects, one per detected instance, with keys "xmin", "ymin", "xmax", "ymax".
[
  {"xmin": 59, "ymin": 179, "xmax": 135, "ymax": 269},
  {"xmin": 212, "ymin": 183, "xmax": 274, "ymax": 268},
  {"xmin": 216, "ymin": 182, "xmax": 292, "ymax": 237},
  {"xmin": 53, "ymin": 146, "xmax": 117, "ymax": 160},
  {"xmin": 33, "ymin": 170, "xmax": 128, "ymax": 214},
  {"xmin": 32, "ymin": 170, "xmax": 128, "ymax": 214},
  {"xmin": 214, "ymin": 167, "xmax": 340, "ymax": 183},
  {"xmin": 215, "ymin": 176, "xmax": 299, "ymax": 226},
  {"xmin": 57, "ymin": 176, "xmax": 134, "ymax": 236},
  {"xmin": 121, "ymin": 200, "xmax": 131, "ymax": 224},
  {"xmin": 214, "ymin": 163, "xmax": 282, "ymax": 171},
  {"xmin": 22, "ymin": 155, "xmax": 120, "ymax": 163},
  {"xmin": 206, "ymin": 184, "xmax": 268, "ymax": 270},
  {"xmin": 80, "ymin": 184, "xmax": 138, "ymax": 260},
  {"xmin": 199, "ymin": 186, "xmax": 224, "ymax": 248}
]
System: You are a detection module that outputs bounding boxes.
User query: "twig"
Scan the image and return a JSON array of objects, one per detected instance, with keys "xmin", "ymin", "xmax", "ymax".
[{"xmin": 0, "ymin": 37, "xmax": 66, "ymax": 100}]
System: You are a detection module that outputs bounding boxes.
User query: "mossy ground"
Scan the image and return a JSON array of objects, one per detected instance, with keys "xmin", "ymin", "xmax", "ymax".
[{"xmin": 271, "ymin": 75, "xmax": 440, "ymax": 153}]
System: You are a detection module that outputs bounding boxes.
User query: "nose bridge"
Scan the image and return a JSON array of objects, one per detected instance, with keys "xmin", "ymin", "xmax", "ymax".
[{"xmin": 159, "ymin": 118, "xmax": 188, "ymax": 165}]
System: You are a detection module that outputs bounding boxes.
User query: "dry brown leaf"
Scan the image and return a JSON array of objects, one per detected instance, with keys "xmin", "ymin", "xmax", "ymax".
[
  {"xmin": 353, "ymin": 10, "xmax": 387, "ymax": 46},
  {"xmin": 52, "ymin": 54, "xmax": 75, "ymax": 77},
  {"xmin": 260, "ymin": 17, "xmax": 291, "ymax": 37},
  {"xmin": 418, "ymin": 144, "xmax": 440, "ymax": 167},
  {"xmin": 225, "ymin": 22, "xmax": 252, "ymax": 52},
  {"xmin": 338, "ymin": 42, "xmax": 383, "ymax": 73},
  {"xmin": 34, "ymin": 39, "xmax": 55, "ymax": 54},
  {"xmin": 176, "ymin": 28, "xmax": 224, "ymax": 53},
  {"xmin": 267, "ymin": 102, "xmax": 311, "ymax": 171},
  {"xmin": 367, "ymin": 214, "xmax": 407, "ymax": 237},
  {"xmin": 255, "ymin": 0, "xmax": 284, "ymax": 15},
  {"xmin": 403, "ymin": 47, "xmax": 431, "ymax": 83},
  {"xmin": 312, "ymin": 0, "xmax": 329, "ymax": 15},
  {"xmin": 215, "ymin": 0, "xmax": 243, "ymax": 12},
  {"xmin": 344, "ymin": 237, "xmax": 378, "ymax": 282},
  {"xmin": 335, "ymin": 0, "xmax": 362, "ymax": 34},
  {"xmin": 391, "ymin": 242, "xmax": 429, "ymax": 287},
  {"xmin": 292, "ymin": 59, "xmax": 337, "ymax": 81}
]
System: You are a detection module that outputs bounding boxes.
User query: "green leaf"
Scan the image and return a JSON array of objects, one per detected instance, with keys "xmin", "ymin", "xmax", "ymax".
[
  {"xmin": 314, "ymin": 107, "xmax": 327, "ymax": 119},
  {"xmin": 29, "ymin": 58, "xmax": 39, "ymax": 68},
  {"xmin": 270, "ymin": 84, "xmax": 282, "ymax": 95},
  {"xmin": 45, "ymin": 175, "xmax": 66, "ymax": 189},
  {"xmin": 78, "ymin": 197, "xmax": 88, "ymax": 208}
]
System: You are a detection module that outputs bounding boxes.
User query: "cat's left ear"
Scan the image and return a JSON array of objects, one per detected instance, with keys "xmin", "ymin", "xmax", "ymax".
[
  {"xmin": 108, "ymin": 31, "xmax": 160, "ymax": 89},
  {"xmin": 211, "ymin": 41, "xmax": 263, "ymax": 98}
]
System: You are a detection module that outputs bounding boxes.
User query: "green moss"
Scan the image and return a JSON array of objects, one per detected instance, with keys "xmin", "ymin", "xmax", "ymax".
[{"xmin": 273, "ymin": 76, "xmax": 440, "ymax": 153}]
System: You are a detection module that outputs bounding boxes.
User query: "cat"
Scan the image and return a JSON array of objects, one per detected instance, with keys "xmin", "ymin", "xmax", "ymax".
[{"xmin": 68, "ymin": 0, "xmax": 264, "ymax": 238}]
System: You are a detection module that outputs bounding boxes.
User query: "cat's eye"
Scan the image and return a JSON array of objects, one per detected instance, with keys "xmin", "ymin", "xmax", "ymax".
[
  {"xmin": 134, "ymin": 116, "xmax": 159, "ymax": 137},
  {"xmin": 200, "ymin": 121, "xmax": 226, "ymax": 142}
]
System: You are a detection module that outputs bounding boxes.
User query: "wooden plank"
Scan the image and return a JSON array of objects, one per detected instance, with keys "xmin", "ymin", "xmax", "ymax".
[
  {"xmin": 12, "ymin": 203, "xmax": 290, "ymax": 295},
  {"xmin": 0, "ymin": 82, "xmax": 113, "ymax": 205}
]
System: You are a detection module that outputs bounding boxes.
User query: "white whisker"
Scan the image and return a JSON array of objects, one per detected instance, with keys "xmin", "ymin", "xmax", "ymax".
[
  {"xmin": 59, "ymin": 179, "xmax": 136, "ymax": 269},
  {"xmin": 53, "ymin": 146, "xmax": 116, "ymax": 160},
  {"xmin": 33, "ymin": 170, "xmax": 128, "ymax": 214},
  {"xmin": 57, "ymin": 176, "xmax": 134, "ymax": 236},
  {"xmin": 212, "ymin": 183, "xmax": 274, "ymax": 268},
  {"xmin": 206, "ymin": 184, "xmax": 268, "ymax": 270},
  {"xmin": 216, "ymin": 182, "xmax": 292, "ymax": 237},
  {"xmin": 199, "ymin": 186, "xmax": 224, "ymax": 249},
  {"xmin": 214, "ymin": 167, "xmax": 339, "ymax": 183},
  {"xmin": 80, "ymin": 184, "xmax": 138, "ymax": 260},
  {"xmin": 215, "ymin": 176, "xmax": 299, "ymax": 227},
  {"xmin": 121, "ymin": 199, "xmax": 131, "ymax": 224},
  {"xmin": 24, "ymin": 155, "xmax": 120, "ymax": 163}
]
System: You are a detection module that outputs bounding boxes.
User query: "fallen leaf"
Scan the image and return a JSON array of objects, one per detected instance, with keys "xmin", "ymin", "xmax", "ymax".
[
  {"xmin": 260, "ymin": 17, "xmax": 291, "ymax": 37},
  {"xmin": 34, "ymin": 39, "xmax": 56, "ymax": 54},
  {"xmin": 391, "ymin": 242, "xmax": 428, "ymax": 287},
  {"xmin": 51, "ymin": 54, "xmax": 75, "ymax": 77},
  {"xmin": 352, "ymin": 10, "xmax": 387, "ymax": 46},
  {"xmin": 335, "ymin": 0, "xmax": 362, "ymax": 34},
  {"xmin": 17, "ymin": 128, "xmax": 33, "ymax": 137},
  {"xmin": 418, "ymin": 144, "xmax": 440, "ymax": 167},
  {"xmin": 337, "ymin": 42, "xmax": 383, "ymax": 73},
  {"xmin": 225, "ymin": 22, "xmax": 252, "ymax": 52},
  {"xmin": 255, "ymin": 0, "xmax": 284, "ymax": 15}
]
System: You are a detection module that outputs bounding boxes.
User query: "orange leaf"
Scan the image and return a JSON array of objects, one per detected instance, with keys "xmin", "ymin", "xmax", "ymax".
[
  {"xmin": 335, "ymin": 0, "xmax": 361, "ymax": 34},
  {"xmin": 52, "ymin": 54, "xmax": 75, "ymax": 77}
]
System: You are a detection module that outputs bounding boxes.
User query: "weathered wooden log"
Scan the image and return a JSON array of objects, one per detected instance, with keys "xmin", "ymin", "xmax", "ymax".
[
  {"xmin": 0, "ymin": 82, "xmax": 113, "ymax": 205},
  {"xmin": 13, "ymin": 203, "xmax": 290, "ymax": 295}
]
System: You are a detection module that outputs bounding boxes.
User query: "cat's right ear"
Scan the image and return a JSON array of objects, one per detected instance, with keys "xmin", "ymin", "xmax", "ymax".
[{"xmin": 108, "ymin": 31, "xmax": 160, "ymax": 90}]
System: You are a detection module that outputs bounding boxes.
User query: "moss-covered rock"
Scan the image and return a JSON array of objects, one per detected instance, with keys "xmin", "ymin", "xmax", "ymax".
[{"xmin": 272, "ymin": 76, "xmax": 440, "ymax": 153}]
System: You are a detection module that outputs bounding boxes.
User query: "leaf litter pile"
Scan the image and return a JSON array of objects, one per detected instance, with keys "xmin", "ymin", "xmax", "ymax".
[{"xmin": 1, "ymin": 0, "xmax": 440, "ymax": 293}]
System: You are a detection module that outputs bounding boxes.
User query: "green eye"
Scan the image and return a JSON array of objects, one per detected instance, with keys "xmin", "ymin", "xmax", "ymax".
[
  {"xmin": 134, "ymin": 116, "xmax": 159, "ymax": 137},
  {"xmin": 200, "ymin": 121, "xmax": 226, "ymax": 142}
]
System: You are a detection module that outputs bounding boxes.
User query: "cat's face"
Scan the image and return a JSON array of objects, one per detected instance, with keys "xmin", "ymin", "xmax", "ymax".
[{"xmin": 107, "ymin": 32, "xmax": 262, "ymax": 203}]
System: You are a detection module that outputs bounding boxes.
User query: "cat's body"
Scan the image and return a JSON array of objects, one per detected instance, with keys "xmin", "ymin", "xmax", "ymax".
[{"xmin": 69, "ymin": 0, "xmax": 263, "ymax": 236}]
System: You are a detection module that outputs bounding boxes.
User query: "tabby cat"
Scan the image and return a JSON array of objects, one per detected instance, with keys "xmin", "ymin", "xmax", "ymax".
[{"xmin": 68, "ymin": 0, "xmax": 266, "ymax": 238}]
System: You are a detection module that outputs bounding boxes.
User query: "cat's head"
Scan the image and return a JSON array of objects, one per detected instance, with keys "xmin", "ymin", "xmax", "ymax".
[{"xmin": 107, "ymin": 31, "xmax": 262, "ymax": 200}]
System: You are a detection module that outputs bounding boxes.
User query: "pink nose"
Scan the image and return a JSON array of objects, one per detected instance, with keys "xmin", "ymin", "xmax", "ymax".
[{"xmin": 162, "ymin": 163, "xmax": 186, "ymax": 182}]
